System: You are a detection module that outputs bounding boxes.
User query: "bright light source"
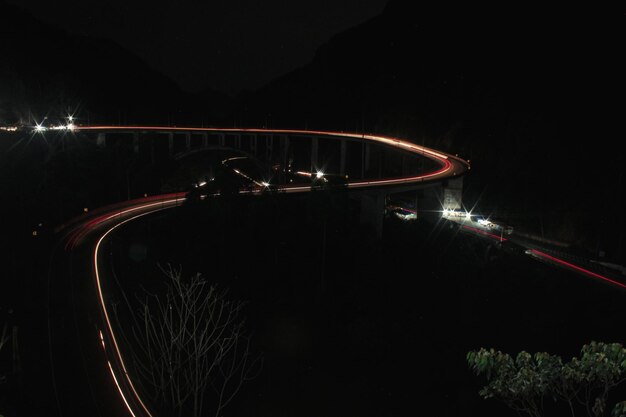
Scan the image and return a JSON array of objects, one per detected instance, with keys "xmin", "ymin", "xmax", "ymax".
[
  {"xmin": 316, "ymin": 171, "xmax": 324, "ymax": 179},
  {"xmin": 261, "ymin": 181, "xmax": 270, "ymax": 187},
  {"xmin": 35, "ymin": 124, "xmax": 46, "ymax": 132},
  {"xmin": 198, "ymin": 181, "xmax": 207, "ymax": 187},
  {"xmin": 66, "ymin": 123, "xmax": 75, "ymax": 131},
  {"xmin": 465, "ymin": 212, "xmax": 471, "ymax": 218},
  {"xmin": 68, "ymin": 115, "xmax": 74, "ymax": 121}
]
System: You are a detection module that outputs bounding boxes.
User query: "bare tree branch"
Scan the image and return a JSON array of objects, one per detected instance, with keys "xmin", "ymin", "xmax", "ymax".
[{"xmin": 111, "ymin": 265, "xmax": 262, "ymax": 417}]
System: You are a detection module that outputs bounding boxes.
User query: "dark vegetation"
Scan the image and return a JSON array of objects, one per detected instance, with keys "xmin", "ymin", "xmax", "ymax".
[
  {"xmin": 104, "ymin": 191, "xmax": 625, "ymax": 417},
  {"xmin": 467, "ymin": 341, "xmax": 626, "ymax": 417}
]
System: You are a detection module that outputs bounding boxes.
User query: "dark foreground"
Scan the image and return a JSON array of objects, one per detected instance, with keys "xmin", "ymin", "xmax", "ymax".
[{"xmin": 1, "ymin": 189, "xmax": 625, "ymax": 416}]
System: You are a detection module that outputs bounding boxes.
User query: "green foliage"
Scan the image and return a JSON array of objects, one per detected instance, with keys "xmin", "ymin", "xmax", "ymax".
[
  {"xmin": 467, "ymin": 342, "xmax": 626, "ymax": 417},
  {"xmin": 612, "ymin": 401, "xmax": 626, "ymax": 417}
]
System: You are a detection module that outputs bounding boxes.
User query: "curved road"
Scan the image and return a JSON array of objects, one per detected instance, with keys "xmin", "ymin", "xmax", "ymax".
[
  {"xmin": 75, "ymin": 126, "xmax": 471, "ymax": 189},
  {"xmin": 56, "ymin": 128, "xmax": 468, "ymax": 416},
  {"xmin": 54, "ymin": 127, "xmax": 625, "ymax": 417}
]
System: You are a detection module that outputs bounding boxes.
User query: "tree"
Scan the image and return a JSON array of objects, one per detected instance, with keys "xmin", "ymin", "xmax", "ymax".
[
  {"xmin": 467, "ymin": 342, "xmax": 626, "ymax": 417},
  {"xmin": 112, "ymin": 265, "xmax": 263, "ymax": 417}
]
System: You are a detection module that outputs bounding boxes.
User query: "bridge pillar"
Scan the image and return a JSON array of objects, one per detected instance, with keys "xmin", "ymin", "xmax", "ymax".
[
  {"xmin": 280, "ymin": 135, "xmax": 289, "ymax": 184},
  {"xmin": 266, "ymin": 135, "xmax": 273, "ymax": 162},
  {"xmin": 149, "ymin": 138, "xmax": 155, "ymax": 164},
  {"xmin": 442, "ymin": 177, "xmax": 464, "ymax": 211},
  {"xmin": 400, "ymin": 155, "xmax": 405, "ymax": 176},
  {"xmin": 311, "ymin": 137, "xmax": 319, "ymax": 172},
  {"xmin": 96, "ymin": 133, "xmax": 106, "ymax": 147},
  {"xmin": 185, "ymin": 132, "xmax": 191, "ymax": 149},
  {"xmin": 235, "ymin": 133, "xmax": 242, "ymax": 149},
  {"xmin": 340, "ymin": 140, "xmax": 347, "ymax": 176},
  {"xmin": 361, "ymin": 142, "xmax": 371, "ymax": 178},
  {"xmin": 251, "ymin": 134, "xmax": 257, "ymax": 155},
  {"xmin": 168, "ymin": 132, "xmax": 174, "ymax": 154},
  {"xmin": 133, "ymin": 132, "xmax": 139, "ymax": 154}
]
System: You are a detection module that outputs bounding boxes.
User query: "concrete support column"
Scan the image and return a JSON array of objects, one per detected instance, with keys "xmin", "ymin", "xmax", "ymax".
[
  {"xmin": 185, "ymin": 132, "xmax": 191, "ymax": 149},
  {"xmin": 311, "ymin": 136, "xmax": 319, "ymax": 172},
  {"xmin": 442, "ymin": 177, "xmax": 464, "ymax": 211},
  {"xmin": 280, "ymin": 135, "xmax": 289, "ymax": 184},
  {"xmin": 251, "ymin": 134, "xmax": 257, "ymax": 155},
  {"xmin": 96, "ymin": 133, "xmax": 106, "ymax": 147},
  {"xmin": 340, "ymin": 139, "xmax": 347, "ymax": 176},
  {"xmin": 168, "ymin": 132, "xmax": 174, "ymax": 154},
  {"xmin": 133, "ymin": 132, "xmax": 139, "ymax": 154},
  {"xmin": 266, "ymin": 135, "xmax": 273, "ymax": 162}
]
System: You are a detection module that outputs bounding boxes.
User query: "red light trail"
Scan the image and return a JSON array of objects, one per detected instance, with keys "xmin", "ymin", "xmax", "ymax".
[
  {"xmin": 66, "ymin": 127, "xmax": 470, "ymax": 416},
  {"xmin": 528, "ymin": 249, "xmax": 626, "ymax": 290}
]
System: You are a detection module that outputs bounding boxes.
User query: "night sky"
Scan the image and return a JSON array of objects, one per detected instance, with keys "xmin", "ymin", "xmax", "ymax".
[{"xmin": 9, "ymin": 0, "xmax": 388, "ymax": 94}]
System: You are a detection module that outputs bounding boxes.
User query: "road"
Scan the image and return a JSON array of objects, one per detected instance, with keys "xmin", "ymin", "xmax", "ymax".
[
  {"xmin": 51, "ymin": 127, "xmax": 470, "ymax": 416},
  {"xmin": 74, "ymin": 126, "xmax": 470, "ymax": 189},
  {"xmin": 50, "ymin": 126, "xmax": 626, "ymax": 417},
  {"xmin": 49, "ymin": 194, "xmax": 185, "ymax": 416},
  {"xmin": 454, "ymin": 221, "xmax": 626, "ymax": 291}
]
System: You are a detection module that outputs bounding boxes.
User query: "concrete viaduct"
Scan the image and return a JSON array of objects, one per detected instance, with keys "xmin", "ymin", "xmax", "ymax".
[{"xmin": 77, "ymin": 126, "xmax": 470, "ymax": 236}]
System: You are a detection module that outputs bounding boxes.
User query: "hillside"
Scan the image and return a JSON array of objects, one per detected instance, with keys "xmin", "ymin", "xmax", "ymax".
[
  {"xmin": 227, "ymin": 2, "xmax": 622, "ymax": 262},
  {"xmin": 0, "ymin": 0, "xmax": 230, "ymax": 125}
]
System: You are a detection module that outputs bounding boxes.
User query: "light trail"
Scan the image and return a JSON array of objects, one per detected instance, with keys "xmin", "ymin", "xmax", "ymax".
[
  {"xmin": 462, "ymin": 225, "xmax": 508, "ymax": 242},
  {"xmin": 75, "ymin": 126, "xmax": 469, "ymax": 188},
  {"xmin": 64, "ymin": 193, "xmax": 186, "ymax": 251},
  {"xmin": 66, "ymin": 127, "xmax": 470, "ymax": 416},
  {"xmin": 107, "ymin": 360, "xmax": 138, "ymax": 417},
  {"xmin": 93, "ymin": 200, "xmax": 183, "ymax": 417},
  {"xmin": 528, "ymin": 249, "xmax": 626, "ymax": 290}
]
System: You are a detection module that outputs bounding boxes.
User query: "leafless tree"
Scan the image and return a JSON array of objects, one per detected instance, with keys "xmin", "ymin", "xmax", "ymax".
[{"xmin": 112, "ymin": 265, "xmax": 262, "ymax": 417}]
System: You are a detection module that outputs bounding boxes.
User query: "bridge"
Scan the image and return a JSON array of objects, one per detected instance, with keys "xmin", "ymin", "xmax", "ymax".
[
  {"xmin": 76, "ymin": 126, "xmax": 470, "ymax": 236},
  {"xmin": 55, "ymin": 126, "xmax": 470, "ymax": 417}
]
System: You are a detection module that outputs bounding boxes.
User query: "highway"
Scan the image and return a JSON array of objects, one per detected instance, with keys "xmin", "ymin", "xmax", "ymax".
[
  {"xmin": 453, "ymin": 221, "xmax": 626, "ymax": 291},
  {"xmin": 74, "ymin": 126, "xmax": 470, "ymax": 189},
  {"xmin": 50, "ymin": 193, "xmax": 186, "ymax": 417},
  {"xmin": 50, "ymin": 127, "xmax": 467, "ymax": 416},
  {"xmin": 49, "ymin": 126, "xmax": 626, "ymax": 417}
]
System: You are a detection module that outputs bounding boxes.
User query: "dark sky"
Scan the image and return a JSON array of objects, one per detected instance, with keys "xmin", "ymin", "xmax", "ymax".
[{"xmin": 9, "ymin": 0, "xmax": 388, "ymax": 95}]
